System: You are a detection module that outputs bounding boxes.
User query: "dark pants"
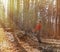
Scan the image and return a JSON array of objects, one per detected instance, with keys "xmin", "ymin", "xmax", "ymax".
[{"xmin": 35, "ymin": 30, "xmax": 41, "ymax": 43}]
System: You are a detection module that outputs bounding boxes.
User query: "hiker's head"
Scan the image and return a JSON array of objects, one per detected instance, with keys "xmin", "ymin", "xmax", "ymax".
[{"xmin": 37, "ymin": 20, "xmax": 41, "ymax": 24}]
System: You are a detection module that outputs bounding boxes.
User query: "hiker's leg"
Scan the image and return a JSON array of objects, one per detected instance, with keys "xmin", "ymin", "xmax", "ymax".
[{"xmin": 36, "ymin": 31, "xmax": 41, "ymax": 43}]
